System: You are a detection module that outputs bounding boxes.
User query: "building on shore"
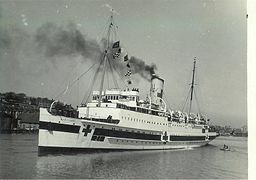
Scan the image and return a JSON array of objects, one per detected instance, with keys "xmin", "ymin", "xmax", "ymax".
[
  {"xmin": 18, "ymin": 112, "xmax": 39, "ymax": 132},
  {"xmin": 1, "ymin": 92, "xmax": 78, "ymax": 133}
]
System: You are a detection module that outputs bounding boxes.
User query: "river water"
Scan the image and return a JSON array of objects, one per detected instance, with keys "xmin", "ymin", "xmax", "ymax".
[{"xmin": 0, "ymin": 134, "xmax": 247, "ymax": 179}]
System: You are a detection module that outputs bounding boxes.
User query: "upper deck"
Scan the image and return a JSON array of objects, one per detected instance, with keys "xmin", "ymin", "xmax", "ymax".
[{"xmin": 91, "ymin": 88, "xmax": 140, "ymax": 107}]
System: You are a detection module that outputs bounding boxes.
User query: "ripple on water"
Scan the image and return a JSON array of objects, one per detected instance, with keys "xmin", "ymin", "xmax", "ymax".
[{"xmin": 0, "ymin": 134, "xmax": 248, "ymax": 179}]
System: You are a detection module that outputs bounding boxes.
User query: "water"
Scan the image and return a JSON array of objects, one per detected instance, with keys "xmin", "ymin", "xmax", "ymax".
[{"xmin": 0, "ymin": 134, "xmax": 247, "ymax": 179}]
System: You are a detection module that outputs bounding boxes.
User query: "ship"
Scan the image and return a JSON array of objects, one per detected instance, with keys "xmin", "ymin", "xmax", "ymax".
[{"xmin": 38, "ymin": 11, "xmax": 218, "ymax": 154}]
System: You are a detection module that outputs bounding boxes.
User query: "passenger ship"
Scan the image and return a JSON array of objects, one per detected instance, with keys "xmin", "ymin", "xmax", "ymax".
[{"xmin": 38, "ymin": 12, "xmax": 218, "ymax": 153}]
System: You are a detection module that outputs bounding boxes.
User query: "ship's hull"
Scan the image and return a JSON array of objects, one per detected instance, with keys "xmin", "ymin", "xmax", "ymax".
[{"xmin": 38, "ymin": 108, "xmax": 218, "ymax": 154}]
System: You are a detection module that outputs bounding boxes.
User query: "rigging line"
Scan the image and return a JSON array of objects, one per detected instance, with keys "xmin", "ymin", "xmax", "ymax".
[
  {"xmin": 81, "ymin": 57, "xmax": 105, "ymax": 104},
  {"xmin": 75, "ymin": 62, "xmax": 98, "ymax": 81},
  {"xmin": 112, "ymin": 61, "xmax": 128, "ymax": 88},
  {"xmin": 82, "ymin": 66, "xmax": 100, "ymax": 104},
  {"xmin": 55, "ymin": 62, "xmax": 98, "ymax": 100},
  {"xmin": 163, "ymin": 92, "xmax": 172, "ymax": 111},
  {"xmin": 81, "ymin": 69, "xmax": 97, "ymax": 104},
  {"xmin": 107, "ymin": 56, "xmax": 119, "ymax": 88},
  {"xmin": 51, "ymin": 63, "xmax": 79, "ymax": 98},
  {"xmin": 106, "ymin": 59, "xmax": 110, "ymax": 89},
  {"xmin": 113, "ymin": 15, "xmax": 121, "ymax": 43},
  {"xmin": 96, "ymin": 15, "xmax": 111, "ymax": 42},
  {"xmin": 110, "ymin": 57, "xmax": 128, "ymax": 88},
  {"xmin": 112, "ymin": 19, "xmax": 118, "ymax": 41},
  {"xmin": 181, "ymin": 87, "xmax": 192, "ymax": 112},
  {"xmin": 77, "ymin": 79, "xmax": 79, "ymax": 106},
  {"xmin": 194, "ymin": 89, "xmax": 202, "ymax": 115}
]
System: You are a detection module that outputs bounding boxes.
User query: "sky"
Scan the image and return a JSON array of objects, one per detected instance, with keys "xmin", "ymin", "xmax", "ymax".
[{"xmin": 0, "ymin": 0, "xmax": 247, "ymax": 128}]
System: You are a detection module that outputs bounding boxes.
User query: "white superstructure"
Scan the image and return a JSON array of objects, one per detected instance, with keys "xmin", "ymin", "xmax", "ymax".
[{"xmin": 38, "ymin": 78, "xmax": 218, "ymax": 153}]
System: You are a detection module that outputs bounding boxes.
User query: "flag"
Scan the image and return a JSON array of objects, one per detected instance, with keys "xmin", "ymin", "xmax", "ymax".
[
  {"xmin": 63, "ymin": 85, "xmax": 69, "ymax": 95},
  {"xmin": 124, "ymin": 54, "xmax": 129, "ymax": 61},
  {"xmin": 127, "ymin": 63, "xmax": 130, "ymax": 68},
  {"xmin": 112, "ymin": 41, "xmax": 120, "ymax": 48},
  {"xmin": 125, "ymin": 70, "xmax": 131, "ymax": 76},
  {"xmin": 112, "ymin": 54, "xmax": 117, "ymax": 59},
  {"xmin": 113, "ymin": 53, "xmax": 121, "ymax": 59},
  {"xmin": 112, "ymin": 47, "xmax": 121, "ymax": 59}
]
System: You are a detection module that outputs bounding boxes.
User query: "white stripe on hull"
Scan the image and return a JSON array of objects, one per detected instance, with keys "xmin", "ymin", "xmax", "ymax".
[{"xmin": 38, "ymin": 129, "xmax": 210, "ymax": 150}]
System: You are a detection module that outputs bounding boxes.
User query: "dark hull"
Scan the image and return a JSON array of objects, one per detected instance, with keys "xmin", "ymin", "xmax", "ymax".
[{"xmin": 38, "ymin": 146, "xmax": 188, "ymax": 156}]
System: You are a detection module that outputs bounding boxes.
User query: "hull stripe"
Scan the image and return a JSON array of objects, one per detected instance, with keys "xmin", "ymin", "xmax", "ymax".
[
  {"xmin": 170, "ymin": 136, "xmax": 206, "ymax": 141},
  {"xmin": 93, "ymin": 128, "xmax": 161, "ymax": 141},
  {"xmin": 39, "ymin": 121, "xmax": 80, "ymax": 133},
  {"xmin": 38, "ymin": 146, "xmax": 186, "ymax": 155}
]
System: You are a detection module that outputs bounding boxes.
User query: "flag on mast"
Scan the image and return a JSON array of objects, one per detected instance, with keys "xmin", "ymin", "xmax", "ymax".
[
  {"xmin": 124, "ymin": 54, "xmax": 129, "ymax": 61},
  {"xmin": 112, "ymin": 41, "xmax": 120, "ymax": 48},
  {"xmin": 113, "ymin": 52, "xmax": 121, "ymax": 59},
  {"xmin": 112, "ymin": 41, "xmax": 121, "ymax": 59},
  {"xmin": 125, "ymin": 70, "xmax": 131, "ymax": 76}
]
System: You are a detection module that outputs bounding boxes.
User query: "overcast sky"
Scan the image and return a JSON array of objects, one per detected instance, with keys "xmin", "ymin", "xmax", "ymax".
[{"xmin": 0, "ymin": 0, "xmax": 246, "ymax": 127}]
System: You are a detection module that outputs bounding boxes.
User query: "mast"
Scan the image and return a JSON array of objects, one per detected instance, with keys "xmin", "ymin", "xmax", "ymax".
[
  {"xmin": 98, "ymin": 11, "xmax": 114, "ymax": 107},
  {"xmin": 188, "ymin": 57, "xmax": 196, "ymax": 116}
]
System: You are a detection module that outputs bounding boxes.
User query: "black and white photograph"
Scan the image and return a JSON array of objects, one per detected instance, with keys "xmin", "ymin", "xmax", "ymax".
[{"xmin": 0, "ymin": 0, "xmax": 250, "ymax": 179}]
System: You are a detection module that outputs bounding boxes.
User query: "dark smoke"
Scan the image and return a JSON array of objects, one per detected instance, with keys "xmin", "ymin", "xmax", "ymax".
[
  {"xmin": 129, "ymin": 56, "xmax": 157, "ymax": 81},
  {"xmin": 34, "ymin": 22, "xmax": 157, "ymax": 81},
  {"xmin": 35, "ymin": 22, "xmax": 102, "ymax": 61}
]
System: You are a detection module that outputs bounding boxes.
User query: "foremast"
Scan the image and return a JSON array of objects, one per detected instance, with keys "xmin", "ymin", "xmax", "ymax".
[
  {"xmin": 98, "ymin": 11, "xmax": 114, "ymax": 107},
  {"xmin": 188, "ymin": 57, "xmax": 196, "ymax": 116}
]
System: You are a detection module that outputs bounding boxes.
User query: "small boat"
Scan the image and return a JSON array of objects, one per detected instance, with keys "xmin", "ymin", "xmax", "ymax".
[{"xmin": 220, "ymin": 147, "xmax": 231, "ymax": 151}]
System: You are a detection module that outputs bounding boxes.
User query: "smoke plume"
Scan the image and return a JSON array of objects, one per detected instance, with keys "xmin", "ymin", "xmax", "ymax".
[
  {"xmin": 1, "ymin": 16, "xmax": 157, "ymax": 83},
  {"xmin": 129, "ymin": 56, "xmax": 157, "ymax": 81},
  {"xmin": 35, "ymin": 22, "xmax": 102, "ymax": 61},
  {"xmin": 34, "ymin": 22, "xmax": 157, "ymax": 81}
]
